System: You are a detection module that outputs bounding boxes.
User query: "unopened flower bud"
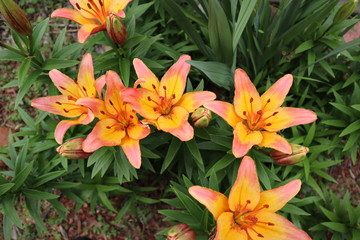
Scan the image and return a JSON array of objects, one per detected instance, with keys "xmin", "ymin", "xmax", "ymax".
[
  {"xmin": 334, "ymin": 0, "xmax": 358, "ymax": 24},
  {"xmin": 0, "ymin": 0, "xmax": 32, "ymax": 35},
  {"xmin": 191, "ymin": 107, "xmax": 212, "ymax": 128},
  {"xmin": 270, "ymin": 143, "xmax": 309, "ymax": 166},
  {"xmin": 106, "ymin": 13, "xmax": 126, "ymax": 46},
  {"xmin": 167, "ymin": 224, "xmax": 196, "ymax": 240},
  {"xmin": 56, "ymin": 138, "xmax": 92, "ymax": 159}
]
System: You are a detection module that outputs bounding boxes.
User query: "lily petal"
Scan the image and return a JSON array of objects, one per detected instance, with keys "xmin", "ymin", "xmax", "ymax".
[
  {"xmin": 255, "ymin": 179, "xmax": 301, "ymax": 213},
  {"xmin": 31, "ymin": 95, "xmax": 86, "ymax": 118},
  {"xmin": 51, "ymin": 8, "xmax": 97, "ymax": 25},
  {"xmin": 83, "ymin": 118, "xmax": 125, "ymax": 152},
  {"xmin": 262, "ymin": 107, "xmax": 317, "ymax": 132},
  {"xmin": 120, "ymin": 136, "xmax": 142, "ymax": 169},
  {"xmin": 121, "ymin": 88, "xmax": 162, "ymax": 120},
  {"xmin": 258, "ymin": 132, "xmax": 291, "ymax": 154},
  {"xmin": 157, "ymin": 106, "xmax": 194, "ymax": 141},
  {"xmin": 104, "ymin": 71, "xmax": 125, "ymax": 116},
  {"xmin": 54, "ymin": 111, "xmax": 94, "ymax": 143},
  {"xmin": 228, "ymin": 156, "xmax": 261, "ymax": 212},
  {"xmin": 159, "ymin": 55, "xmax": 191, "ymax": 104},
  {"xmin": 109, "ymin": 0, "xmax": 132, "ymax": 15},
  {"xmin": 78, "ymin": 23, "xmax": 104, "ymax": 43},
  {"xmin": 76, "ymin": 97, "xmax": 112, "ymax": 119},
  {"xmin": 204, "ymin": 101, "xmax": 241, "ymax": 128},
  {"xmin": 69, "ymin": 0, "xmax": 104, "ymax": 20},
  {"xmin": 176, "ymin": 91, "xmax": 216, "ymax": 113},
  {"xmin": 126, "ymin": 123, "xmax": 150, "ymax": 140},
  {"xmin": 250, "ymin": 211, "xmax": 311, "ymax": 240},
  {"xmin": 95, "ymin": 74, "xmax": 106, "ymax": 99},
  {"xmin": 189, "ymin": 186, "xmax": 229, "ymax": 220},
  {"xmin": 214, "ymin": 212, "xmax": 248, "ymax": 240},
  {"xmin": 232, "ymin": 122, "xmax": 263, "ymax": 158},
  {"xmin": 260, "ymin": 74, "xmax": 293, "ymax": 112},
  {"xmin": 234, "ymin": 68, "xmax": 262, "ymax": 118},
  {"xmin": 77, "ymin": 53, "xmax": 96, "ymax": 97},
  {"xmin": 133, "ymin": 58, "xmax": 160, "ymax": 91},
  {"xmin": 49, "ymin": 69, "xmax": 81, "ymax": 99}
]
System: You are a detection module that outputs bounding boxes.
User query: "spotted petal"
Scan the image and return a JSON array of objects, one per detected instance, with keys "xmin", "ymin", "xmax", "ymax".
[
  {"xmin": 260, "ymin": 74, "xmax": 293, "ymax": 112},
  {"xmin": 76, "ymin": 97, "xmax": 112, "ymax": 120},
  {"xmin": 204, "ymin": 101, "xmax": 241, "ymax": 128},
  {"xmin": 83, "ymin": 118, "xmax": 126, "ymax": 152},
  {"xmin": 159, "ymin": 55, "xmax": 191, "ymax": 104},
  {"xmin": 51, "ymin": 8, "xmax": 98, "ymax": 25},
  {"xmin": 49, "ymin": 70, "xmax": 81, "ymax": 99},
  {"xmin": 54, "ymin": 111, "xmax": 94, "ymax": 144},
  {"xmin": 232, "ymin": 122, "xmax": 263, "ymax": 158},
  {"xmin": 121, "ymin": 88, "xmax": 162, "ymax": 120},
  {"xmin": 234, "ymin": 68, "xmax": 262, "ymax": 118},
  {"xmin": 228, "ymin": 156, "xmax": 261, "ymax": 212},
  {"xmin": 104, "ymin": 71, "xmax": 125, "ymax": 116},
  {"xmin": 258, "ymin": 132, "xmax": 291, "ymax": 154},
  {"xmin": 78, "ymin": 23, "xmax": 104, "ymax": 43},
  {"xmin": 189, "ymin": 186, "xmax": 229, "ymax": 220},
  {"xmin": 133, "ymin": 58, "xmax": 160, "ymax": 91},
  {"xmin": 120, "ymin": 136, "xmax": 142, "ymax": 169},
  {"xmin": 157, "ymin": 106, "xmax": 193, "ymax": 141},
  {"xmin": 250, "ymin": 211, "xmax": 311, "ymax": 240},
  {"xmin": 176, "ymin": 91, "xmax": 216, "ymax": 113},
  {"xmin": 255, "ymin": 179, "xmax": 301, "ymax": 213},
  {"xmin": 262, "ymin": 107, "xmax": 317, "ymax": 132},
  {"xmin": 126, "ymin": 122, "xmax": 150, "ymax": 140},
  {"xmin": 77, "ymin": 53, "xmax": 96, "ymax": 97},
  {"xmin": 214, "ymin": 212, "xmax": 248, "ymax": 240},
  {"xmin": 109, "ymin": 0, "xmax": 132, "ymax": 17}
]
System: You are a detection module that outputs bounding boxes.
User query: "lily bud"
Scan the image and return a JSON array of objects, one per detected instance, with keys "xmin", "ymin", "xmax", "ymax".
[
  {"xmin": 56, "ymin": 138, "xmax": 92, "ymax": 159},
  {"xmin": 106, "ymin": 13, "xmax": 126, "ymax": 46},
  {"xmin": 167, "ymin": 224, "xmax": 196, "ymax": 240},
  {"xmin": 191, "ymin": 107, "xmax": 212, "ymax": 128},
  {"xmin": 270, "ymin": 143, "xmax": 309, "ymax": 166},
  {"xmin": 334, "ymin": 0, "xmax": 358, "ymax": 24},
  {"xmin": 0, "ymin": 0, "xmax": 32, "ymax": 35}
]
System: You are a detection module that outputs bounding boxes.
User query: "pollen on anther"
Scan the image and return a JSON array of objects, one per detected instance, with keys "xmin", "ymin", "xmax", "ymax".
[
  {"xmin": 273, "ymin": 111, "xmax": 279, "ymax": 116},
  {"xmin": 56, "ymin": 101, "xmax": 62, "ymax": 105},
  {"xmin": 246, "ymin": 200, "xmax": 251, "ymax": 204},
  {"xmin": 63, "ymin": 109, "xmax": 69, "ymax": 113},
  {"xmin": 109, "ymin": 100, "xmax": 114, "ymax": 105},
  {"xmin": 100, "ymin": 111, "xmax": 105, "ymax": 115},
  {"xmin": 82, "ymin": 86, "xmax": 87, "ymax": 92},
  {"xmin": 268, "ymin": 222, "xmax": 275, "ymax": 226},
  {"xmin": 98, "ymin": 0, "xmax": 103, "ymax": 6},
  {"xmin": 258, "ymin": 233, "xmax": 264, "ymax": 238},
  {"xmin": 75, "ymin": 3, "xmax": 81, "ymax": 10},
  {"xmin": 87, "ymin": 3, "xmax": 92, "ymax": 9},
  {"xmin": 60, "ymin": 86, "xmax": 66, "ymax": 90},
  {"xmin": 266, "ymin": 123, "xmax": 272, "ymax": 126},
  {"xmin": 106, "ymin": 126, "xmax": 111, "ymax": 129},
  {"xmin": 243, "ymin": 111, "xmax": 247, "ymax": 115},
  {"xmin": 163, "ymin": 86, "xmax": 167, "ymax": 90},
  {"xmin": 130, "ymin": 115, "xmax": 134, "ymax": 119},
  {"xmin": 267, "ymin": 99, "xmax": 271, "ymax": 103},
  {"xmin": 263, "ymin": 204, "xmax": 269, "ymax": 208},
  {"xmin": 250, "ymin": 97, "xmax": 254, "ymax": 103},
  {"xmin": 147, "ymin": 96, "xmax": 152, "ymax": 101},
  {"xmin": 172, "ymin": 94, "xmax": 176, "ymax": 99},
  {"xmin": 152, "ymin": 84, "xmax": 156, "ymax": 90}
]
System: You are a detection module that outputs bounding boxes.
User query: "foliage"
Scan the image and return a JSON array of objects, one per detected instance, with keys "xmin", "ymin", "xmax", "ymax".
[{"xmin": 0, "ymin": 0, "xmax": 359, "ymax": 239}]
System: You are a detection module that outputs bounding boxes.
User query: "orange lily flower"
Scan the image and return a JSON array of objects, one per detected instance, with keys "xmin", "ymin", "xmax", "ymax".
[
  {"xmin": 52, "ymin": 0, "xmax": 132, "ymax": 43},
  {"xmin": 121, "ymin": 55, "xmax": 216, "ymax": 141},
  {"xmin": 31, "ymin": 53, "xmax": 104, "ymax": 144},
  {"xmin": 189, "ymin": 156, "xmax": 312, "ymax": 240},
  {"xmin": 204, "ymin": 69, "xmax": 317, "ymax": 158},
  {"xmin": 76, "ymin": 71, "xmax": 150, "ymax": 168}
]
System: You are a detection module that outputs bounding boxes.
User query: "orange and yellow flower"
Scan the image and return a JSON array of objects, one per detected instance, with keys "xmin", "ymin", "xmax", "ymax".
[
  {"xmin": 31, "ymin": 53, "xmax": 104, "ymax": 144},
  {"xmin": 52, "ymin": 0, "xmax": 132, "ymax": 43},
  {"xmin": 205, "ymin": 69, "xmax": 317, "ymax": 158},
  {"xmin": 189, "ymin": 156, "xmax": 312, "ymax": 240},
  {"xmin": 76, "ymin": 71, "xmax": 150, "ymax": 168},
  {"xmin": 121, "ymin": 55, "xmax": 216, "ymax": 141}
]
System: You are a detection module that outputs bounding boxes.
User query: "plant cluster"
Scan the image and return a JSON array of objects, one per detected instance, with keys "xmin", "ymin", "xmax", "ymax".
[{"xmin": 0, "ymin": 0, "xmax": 359, "ymax": 239}]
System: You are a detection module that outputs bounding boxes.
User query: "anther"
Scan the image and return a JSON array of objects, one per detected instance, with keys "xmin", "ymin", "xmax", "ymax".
[
  {"xmin": 267, "ymin": 99, "xmax": 271, "ymax": 103},
  {"xmin": 63, "ymin": 109, "xmax": 69, "ymax": 113},
  {"xmin": 172, "ymin": 94, "xmax": 176, "ymax": 99},
  {"xmin": 87, "ymin": 3, "xmax": 92, "ymax": 9},
  {"xmin": 98, "ymin": 0, "xmax": 103, "ymax": 6},
  {"xmin": 109, "ymin": 100, "xmax": 114, "ymax": 106},
  {"xmin": 55, "ymin": 101, "xmax": 62, "ymax": 105},
  {"xmin": 60, "ymin": 86, "xmax": 66, "ymax": 90},
  {"xmin": 106, "ymin": 126, "xmax": 111, "ymax": 129},
  {"xmin": 243, "ymin": 111, "xmax": 246, "ymax": 115},
  {"xmin": 153, "ymin": 107, "xmax": 157, "ymax": 112},
  {"xmin": 147, "ymin": 96, "xmax": 152, "ymax": 101},
  {"xmin": 257, "ymin": 110, "xmax": 262, "ymax": 115},
  {"xmin": 163, "ymin": 86, "xmax": 167, "ymax": 90},
  {"xmin": 129, "ymin": 115, "xmax": 134, "ymax": 119},
  {"xmin": 268, "ymin": 222, "xmax": 275, "ymax": 226},
  {"xmin": 263, "ymin": 204, "xmax": 269, "ymax": 208},
  {"xmin": 258, "ymin": 233, "xmax": 264, "ymax": 238},
  {"xmin": 250, "ymin": 97, "xmax": 254, "ymax": 103},
  {"xmin": 82, "ymin": 86, "xmax": 87, "ymax": 92},
  {"xmin": 266, "ymin": 123, "xmax": 272, "ymax": 126},
  {"xmin": 75, "ymin": 3, "xmax": 81, "ymax": 10},
  {"xmin": 100, "ymin": 111, "xmax": 105, "ymax": 115},
  {"xmin": 247, "ymin": 200, "xmax": 251, "ymax": 203},
  {"xmin": 152, "ymin": 84, "xmax": 156, "ymax": 90},
  {"xmin": 273, "ymin": 111, "xmax": 279, "ymax": 116}
]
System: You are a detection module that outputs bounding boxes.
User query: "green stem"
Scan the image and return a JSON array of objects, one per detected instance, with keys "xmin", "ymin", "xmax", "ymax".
[{"xmin": 0, "ymin": 41, "xmax": 28, "ymax": 57}]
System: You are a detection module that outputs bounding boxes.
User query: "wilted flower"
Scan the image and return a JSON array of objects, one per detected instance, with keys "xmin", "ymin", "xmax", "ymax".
[
  {"xmin": 189, "ymin": 156, "xmax": 312, "ymax": 240},
  {"xmin": 52, "ymin": 0, "xmax": 132, "ymax": 43},
  {"xmin": 205, "ymin": 69, "xmax": 317, "ymax": 158},
  {"xmin": 106, "ymin": 13, "xmax": 127, "ymax": 46},
  {"xmin": 122, "ymin": 55, "xmax": 216, "ymax": 141},
  {"xmin": 167, "ymin": 223, "xmax": 196, "ymax": 240},
  {"xmin": 57, "ymin": 138, "xmax": 93, "ymax": 159},
  {"xmin": 191, "ymin": 107, "xmax": 212, "ymax": 128},
  {"xmin": 0, "ymin": 0, "xmax": 32, "ymax": 35},
  {"xmin": 270, "ymin": 143, "xmax": 309, "ymax": 166}
]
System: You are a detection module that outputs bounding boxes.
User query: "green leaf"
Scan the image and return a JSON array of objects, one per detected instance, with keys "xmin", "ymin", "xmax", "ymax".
[
  {"xmin": 281, "ymin": 204, "xmax": 310, "ymax": 216},
  {"xmin": 31, "ymin": 18, "xmax": 49, "ymax": 51},
  {"xmin": 98, "ymin": 191, "xmax": 116, "ymax": 212},
  {"xmin": 11, "ymin": 161, "xmax": 34, "ymax": 191},
  {"xmin": 18, "ymin": 57, "xmax": 31, "ymax": 88},
  {"xmin": 119, "ymin": 57, "xmax": 130, "ymax": 87},
  {"xmin": 15, "ymin": 70, "xmax": 41, "ymax": 108},
  {"xmin": 0, "ymin": 183, "xmax": 15, "ymax": 196},
  {"xmin": 188, "ymin": 60, "xmax": 233, "ymax": 90},
  {"xmin": 17, "ymin": 107, "xmax": 36, "ymax": 130},
  {"xmin": 161, "ymin": 138, "xmax": 182, "ymax": 173},
  {"xmin": 321, "ymin": 222, "xmax": 347, "ymax": 233},
  {"xmin": 53, "ymin": 27, "xmax": 67, "ymax": 54},
  {"xmin": 185, "ymin": 139, "xmax": 204, "ymax": 172},
  {"xmin": 0, "ymin": 49, "xmax": 24, "ymax": 61},
  {"xmin": 42, "ymin": 58, "xmax": 80, "ymax": 70},
  {"xmin": 205, "ymin": 154, "xmax": 236, "ymax": 177},
  {"xmin": 315, "ymin": 38, "xmax": 360, "ymax": 64},
  {"xmin": 32, "ymin": 170, "xmax": 66, "ymax": 188},
  {"xmin": 295, "ymin": 40, "xmax": 314, "ymax": 54},
  {"xmin": 303, "ymin": 122, "xmax": 316, "ymax": 146},
  {"xmin": 339, "ymin": 119, "xmax": 360, "ymax": 137},
  {"xmin": 2, "ymin": 197, "xmax": 22, "ymax": 228},
  {"xmin": 23, "ymin": 189, "xmax": 59, "ymax": 200}
]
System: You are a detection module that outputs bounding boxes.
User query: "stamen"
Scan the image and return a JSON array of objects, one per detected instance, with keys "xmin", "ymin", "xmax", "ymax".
[
  {"xmin": 75, "ymin": 3, "xmax": 81, "ymax": 10},
  {"xmin": 82, "ymin": 86, "xmax": 87, "ymax": 92},
  {"xmin": 106, "ymin": 126, "xmax": 111, "ymax": 129},
  {"xmin": 129, "ymin": 115, "xmax": 134, "ymax": 119},
  {"xmin": 273, "ymin": 111, "xmax": 279, "ymax": 116},
  {"xmin": 243, "ymin": 111, "xmax": 246, "ymax": 116},
  {"xmin": 109, "ymin": 100, "xmax": 114, "ymax": 105},
  {"xmin": 266, "ymin": 123, "xmax": 272, "ymax": 126},
  {"xmin": 152, "ymin": 84, "xmax": 157, "ymax": 90},
  {"xmin": 100, "ymin": 111, "xmax": 105, "ymax": 115},
  {"xmin": 257, "ymin": 110, "xmax": 262, "ymax": 115},
  {"xmin": 267, "ymin": 99, "xmax": 271, "ymax": 103},
  {"xmin": 98, "ymin": 0, "xmax": 103, "ymax": 6},
  {"xmin": 172, "ymin": 94, "xmax": 176, "ymax": 99},
  {"xmin": 63, "ymin": 109, "xmax": 69, "ymax": 113},
  {"xmin": 87, "ymin": 3, "xmax": 92, "ymax": 9},
  {"xmin": 56, "ymin": 102, "xmax": 62, "ymax": 105},
  {"xmin": 250, "ymin": 97, "xmax": 253, "ymax": 103},
  {"xmin": 258, "ymin": 233, "xmax": 264, "ymax": 238}
]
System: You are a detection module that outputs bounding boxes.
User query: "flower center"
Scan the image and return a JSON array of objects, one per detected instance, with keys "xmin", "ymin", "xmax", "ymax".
[
  {"xmin": 242, "ymin": 98, "xmax": 277, "ymax": 131},
  {"xmin": 147, "ymin": 85, "xmax": 176, "ymax": 116},
  {"xmin": 233, "ymin": 200, "xmax": 274, "ymax": 238},
  {"xmin": 75, "ymin": 0, "xmax": 106, "ymax": 23}
]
